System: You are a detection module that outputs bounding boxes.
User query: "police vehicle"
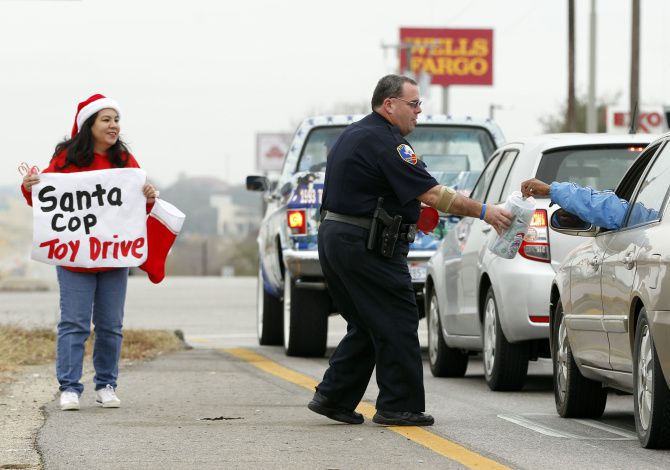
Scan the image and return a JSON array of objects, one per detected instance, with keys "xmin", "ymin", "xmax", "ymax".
[{"xmin": 247, "ymin": 114, "xmax": 504, "ymax": 357}]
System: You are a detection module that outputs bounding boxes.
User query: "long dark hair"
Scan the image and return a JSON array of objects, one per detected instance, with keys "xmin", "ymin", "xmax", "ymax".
[{"xmin": 52, "ymin": 112, "xmax": 130, "ymax": 169}]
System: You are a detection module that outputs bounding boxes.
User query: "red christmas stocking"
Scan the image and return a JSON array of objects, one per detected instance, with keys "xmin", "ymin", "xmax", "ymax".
[{"xmin": 140, "ymin": 199, "xmax": 185, "ymax": 283}]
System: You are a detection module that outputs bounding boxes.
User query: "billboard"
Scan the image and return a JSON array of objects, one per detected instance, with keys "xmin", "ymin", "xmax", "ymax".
[
  {"xmin": 399, "ymin": 28, "xmax": 493, "ymax": 86},
  {"xmin": 606, "ymin": 107, "xmax": 669, "ymax": 134},
  {"xmin": 256, "ymin": 132, "xmax": 292, "ymax": 172}
]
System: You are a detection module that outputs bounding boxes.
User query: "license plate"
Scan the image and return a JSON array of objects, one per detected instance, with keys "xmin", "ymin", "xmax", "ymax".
[{"xmin": 409, "ymin": 262, "xmax": 426, "ymax": 282}]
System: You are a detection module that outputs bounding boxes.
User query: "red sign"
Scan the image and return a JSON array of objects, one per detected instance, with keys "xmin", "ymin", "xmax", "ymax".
[{"xmin": 400, "ymin": 28, "xmax": 493, "ymax": 86}]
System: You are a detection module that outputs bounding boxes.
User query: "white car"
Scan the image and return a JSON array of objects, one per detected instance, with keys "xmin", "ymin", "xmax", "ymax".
[{"xmin": 425, "ymin": 133, "xmax": 654, "ymax": 390}]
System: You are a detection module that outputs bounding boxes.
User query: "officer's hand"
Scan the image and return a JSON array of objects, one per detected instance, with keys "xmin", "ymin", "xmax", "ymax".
[
  {"xmin": 521, "ymin": 178, "xmax": 550, "ymax": 198},
  {"xmin": 483, "ymin": 205, "xmax": 513, "ymax": 235},
  {"xmin": 22, "ymin": 174, "xmax": 40, "ymax": 191}
]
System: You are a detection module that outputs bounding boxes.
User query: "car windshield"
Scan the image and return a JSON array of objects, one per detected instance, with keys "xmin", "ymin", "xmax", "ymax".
[
  {"xmin": 296, "ymin": 124, "xmax": 497, "ymax": 189},
  {"xmin": 535, "ymin": 145, "xmax": 644, "ymax": 193},
  {"xmin": 407, "ymin": 126, "xmax": 496, "ymax": 187}
]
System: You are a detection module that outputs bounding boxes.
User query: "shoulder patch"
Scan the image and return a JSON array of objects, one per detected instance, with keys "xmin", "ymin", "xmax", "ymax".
[{"xmin": 396, "ymin": 144, "xmax": 417, "ymax": 165}]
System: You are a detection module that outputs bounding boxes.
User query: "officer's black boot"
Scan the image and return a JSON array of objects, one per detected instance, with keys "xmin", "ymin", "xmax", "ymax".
[
  {"xmin": 308, "ymin": 391, "xmax": 364, "ymax": 424},
  {"xmin": 372, "ymin": 410, "xmax": 435, "ymax": 426}
]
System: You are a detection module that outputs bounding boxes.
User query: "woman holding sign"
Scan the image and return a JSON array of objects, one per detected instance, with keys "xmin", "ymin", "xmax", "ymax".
[{"xmin": 21, "ymin": 94, "xmax": 158, "ymax": 411}]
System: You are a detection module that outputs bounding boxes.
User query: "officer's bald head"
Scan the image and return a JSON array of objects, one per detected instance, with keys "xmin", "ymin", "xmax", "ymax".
[{"xmin": 371, "ymin": 75, "xmax": 417, "ymax": 110}]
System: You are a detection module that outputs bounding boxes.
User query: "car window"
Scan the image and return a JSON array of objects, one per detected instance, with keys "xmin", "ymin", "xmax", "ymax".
[
  {"xmin": 408, "ymin": 126, "xmax": 497, "ymax": 188},
  {"xmin": 625, "ymin": 142, "xmax": 670, "ymax": 228},
  {"xmin": 486, "ymin": 150, "xmax": 519, "ymax": 203},
  {"xmin": 616, "ymin": 143, "xmax": 661, "ymax": 202},
  {"xmin": 469, "ymin": 154, "xmax": 501, "ymax": 202},
  {"xmin": 535, "ymin": 145, "xmax": 644, "ymax": 193},
  {"xmin": 297, "ymin": 127, "xmax": 346, "ymax": 172}
]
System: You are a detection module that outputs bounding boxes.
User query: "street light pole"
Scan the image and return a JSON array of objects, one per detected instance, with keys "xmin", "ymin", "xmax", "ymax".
[
  {"xmin": 566, "ymin": 0, "xmax": 577, "ymax": 132},
  {"xmin": 586, "ymin": 0, "xmax": 598, "ymax": 133},
  {"xmin": 630, "ymin": 0, "xmax": 640, "ymax": 131}
]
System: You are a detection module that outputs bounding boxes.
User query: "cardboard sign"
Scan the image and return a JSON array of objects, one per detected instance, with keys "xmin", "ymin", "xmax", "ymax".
[{"xmin": 31, "ymin": 168, "xmax": 148, "ymax": 268}]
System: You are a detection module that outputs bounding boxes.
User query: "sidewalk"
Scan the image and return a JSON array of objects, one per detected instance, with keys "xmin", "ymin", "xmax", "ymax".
[{"xmin": 36, "ymin": 349, "xmax": 450, "ymax": 470}]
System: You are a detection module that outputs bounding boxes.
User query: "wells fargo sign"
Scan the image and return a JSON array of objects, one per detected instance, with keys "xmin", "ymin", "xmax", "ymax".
[{"xmin": 399, "ymin": 28, "xmax": 493, "ymax": 86}]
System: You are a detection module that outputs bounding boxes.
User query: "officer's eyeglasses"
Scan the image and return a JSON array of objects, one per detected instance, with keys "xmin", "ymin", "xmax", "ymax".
[{"xmin": 391, "ymin": 97, "xmax": 423, "ymax": 109}]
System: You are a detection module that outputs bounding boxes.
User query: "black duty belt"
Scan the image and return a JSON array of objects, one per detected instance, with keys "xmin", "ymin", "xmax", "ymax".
[
  {"xmin": 324, "ymin": 211, "xmax": 372, "ymax": 230},
  {"xmin": 324, "ymin": 210, "xmax": 416, "ymax": 242}
]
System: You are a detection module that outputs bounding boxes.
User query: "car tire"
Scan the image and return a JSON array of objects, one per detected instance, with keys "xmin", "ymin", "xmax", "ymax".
[
  {"xmin": 257, "ymin": 266, "xmax": 283, "ymax": 345},
  {"xmin": 552, "ymin": 300, "xmax": 607, "ymax": 418},
  {"xmin": 428, "ymin": 291, "xmax": 468, "ymax": 377},
  {"xmin": 633, "ymin": 308, "xmax": 670, "ymax": 449},
  {"xmin": 483, "ymin": 286, "xmax": 529, "ymax": 391},
  {"xmin": 283, "ymin": 272, "xmax": 328, "ymax": 357}
]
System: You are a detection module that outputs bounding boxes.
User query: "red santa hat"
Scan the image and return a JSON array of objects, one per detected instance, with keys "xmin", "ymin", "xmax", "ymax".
[{"xmin": 71, "ymin": 94, "xmax": 121, "ymax": 137}]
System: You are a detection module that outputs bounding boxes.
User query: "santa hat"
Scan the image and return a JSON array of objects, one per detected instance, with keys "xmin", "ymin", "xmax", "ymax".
[
  {"xmin": 71, "ymin": 94, "xmax": 121, "ymax": 137},
  {"xmin": 140, "ymin": 199, "xmax": 186, "ymax": 284}
]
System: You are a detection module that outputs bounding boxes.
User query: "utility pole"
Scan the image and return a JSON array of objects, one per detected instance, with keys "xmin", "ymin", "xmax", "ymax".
[
  {"xmin": 381, "ymin": 41, "xmax": 437, "ymax": 111},
  {"xmin": 566, "ymin": 0, "xmax": 577, "ymax": 132},
  {"xmin": 489, "ymin": 104, "xmax": 502, "ymax": 120},
  {"xmin": 630, "ymin": 0, "xmax": 640, "ymax": 131},
  {"xmin": 586, "ymin": 0, "xmax": 597, "ymax": 133}
]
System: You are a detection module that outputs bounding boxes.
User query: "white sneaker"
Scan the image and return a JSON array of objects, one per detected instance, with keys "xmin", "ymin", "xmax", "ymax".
[
  {"xmin": 60, "ymin": 391, "xmax": 80, "ymax": 411},
  {"xmin": 96, "ymin": 385, "xmax": 121, "ymax": 408}
]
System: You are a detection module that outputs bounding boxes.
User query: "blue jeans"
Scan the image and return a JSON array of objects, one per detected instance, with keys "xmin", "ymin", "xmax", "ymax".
[{"xmin": 56, "ymin": 267, "xmax": 128, "ymax": 395}]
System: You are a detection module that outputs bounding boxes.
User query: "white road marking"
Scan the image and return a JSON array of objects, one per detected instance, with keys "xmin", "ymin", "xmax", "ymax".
[
  {"xmin": 498, "ymin": 413, "xmax": 637, "ymax": 440},
  {"xmin": 572, "ymin": 419, "xmax": 638, "ymax": 439}
]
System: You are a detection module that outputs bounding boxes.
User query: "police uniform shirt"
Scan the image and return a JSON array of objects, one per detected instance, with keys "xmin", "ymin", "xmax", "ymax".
[{"xmin": 322, "ymin": 112, "xmax": 439, "ymax": 224}]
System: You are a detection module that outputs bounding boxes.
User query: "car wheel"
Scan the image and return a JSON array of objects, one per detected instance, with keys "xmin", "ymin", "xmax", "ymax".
[
  {"xmin": 633, "ymin": 308, "xmax": 670, "ymax": 449},
  {"xmin": 428, "ymin": 291, "xmax": 468, "ymax": 377},
  {"xmin": 283, "ymin": 271, "xmax": 329, "ymax": 357},
  {"xmin": 482, "ymin": 286, "xmax": 529, "ymax": 391},
  {"xmin": 552, "ymin": 300, "xmax": 607, "ymax": 418},
  {"xmin": 257, "ymin": 265, "xmax": 283, "ymax": 345}
]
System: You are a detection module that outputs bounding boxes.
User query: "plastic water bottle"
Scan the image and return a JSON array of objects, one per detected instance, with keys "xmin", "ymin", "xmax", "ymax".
[{"xmin": 488, "ymin": 191, "xmax": 536, "ymax": 259}]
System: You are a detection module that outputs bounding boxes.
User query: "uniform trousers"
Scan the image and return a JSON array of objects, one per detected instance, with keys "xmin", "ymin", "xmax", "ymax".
[{"xmin": 316, "ymin": 219, "xmax": 425, "ymax": 412}]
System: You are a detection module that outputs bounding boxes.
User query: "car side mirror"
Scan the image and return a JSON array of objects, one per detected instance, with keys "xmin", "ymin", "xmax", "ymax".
[
  {"xmin": 246, "ymin": 175, "xmax": 269, "ymax": 192},
  {"xmin": 550, "ymin": 208, "xmax": 597, "ymax": 236},
  {"xmin": 279, "ymin": 181, "xmax": 293, "ymax": 196}
]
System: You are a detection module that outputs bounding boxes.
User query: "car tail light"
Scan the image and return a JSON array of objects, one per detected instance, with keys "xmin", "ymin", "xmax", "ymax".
[
  {"xmin": 529, "ymin": 315, "xmax": 550, "ymax": 324},
  {"xmin": 519, "ymin": 209, "xmax": 550, "ymax": 263},
  {"xmin": 287, "ymin": 209, "xmax": 307, "ymax": 235}
]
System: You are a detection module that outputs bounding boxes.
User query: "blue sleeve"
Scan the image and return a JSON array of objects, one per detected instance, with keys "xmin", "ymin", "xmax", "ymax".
[
  {"xmin": 549, "ymin": 182, "xmax": 629, "ymax": 229},
  {"xmin": 628, "ymin": 203, "xmax": 659, "ymax": 226}
]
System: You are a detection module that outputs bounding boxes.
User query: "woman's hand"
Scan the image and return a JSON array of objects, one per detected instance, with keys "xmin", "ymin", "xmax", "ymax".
[
  {"xmin": 143, "ymin": 183, "xmax": 159, "ymax": 203},
  {"xmin": 22, "ymin": 174, "xmax": 40, "ymax": 191}
]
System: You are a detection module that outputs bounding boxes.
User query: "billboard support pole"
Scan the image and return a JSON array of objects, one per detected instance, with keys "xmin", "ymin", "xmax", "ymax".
[{"xmin": 442, "ymin": 86, "xmax": 449, "ymax": 115}]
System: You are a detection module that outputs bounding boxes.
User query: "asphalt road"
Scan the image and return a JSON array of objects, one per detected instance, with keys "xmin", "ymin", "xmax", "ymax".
[{"xmin": 2, "ymin": 276, "xmax": 669, "ymax": 469}]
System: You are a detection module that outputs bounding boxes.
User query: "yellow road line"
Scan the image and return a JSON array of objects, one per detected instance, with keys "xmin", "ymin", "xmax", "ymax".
[{"xmin": 224, "ymin": 347, "xmax": 510, "ymax": 470}]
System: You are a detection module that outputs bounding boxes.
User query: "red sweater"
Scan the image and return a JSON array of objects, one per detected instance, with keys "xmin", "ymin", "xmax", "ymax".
[{"xmin": 22, "ymin": 150, "xmax": 153, "ymax": 273}]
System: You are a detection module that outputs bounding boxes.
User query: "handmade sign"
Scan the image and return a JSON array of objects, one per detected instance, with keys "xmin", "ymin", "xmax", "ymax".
[{"xmin": 31, "ymin": 169, "xmax": 148, "ymax": 268}]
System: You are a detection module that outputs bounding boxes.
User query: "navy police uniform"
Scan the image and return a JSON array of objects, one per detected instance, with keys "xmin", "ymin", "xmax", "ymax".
[{"xmin": 316, "ymin": 111, "xmax": 438, "ymax": 412}]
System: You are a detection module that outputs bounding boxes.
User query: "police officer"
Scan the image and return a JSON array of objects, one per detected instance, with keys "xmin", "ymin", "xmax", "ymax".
[{"xmin": 308, "ymin": 74, "xmax": 512, "ymax": 426}]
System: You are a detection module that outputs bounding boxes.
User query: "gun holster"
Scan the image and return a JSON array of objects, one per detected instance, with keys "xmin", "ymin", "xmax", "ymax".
[{"xmin": 367, "ymin": 198, "xmax": 403, "ymax": 258}]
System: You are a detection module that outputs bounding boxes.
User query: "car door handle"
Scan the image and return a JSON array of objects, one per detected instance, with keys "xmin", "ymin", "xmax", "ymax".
[
  {"xmin": 481, "ymin": 226, "xmax": 491, "ymax": 233},
  {"xmin": 622, "ymin": 253, "xmax": 635, "ymax": 270},
  {"xmin": 457, "ymin": 232, "xmax": 467, "ymax": 241}
]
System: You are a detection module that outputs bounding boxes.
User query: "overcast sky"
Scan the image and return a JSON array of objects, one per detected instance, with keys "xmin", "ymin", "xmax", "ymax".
[{"xmin": 1, "ymin": 0, "xmax": 668, "ymax": 189}]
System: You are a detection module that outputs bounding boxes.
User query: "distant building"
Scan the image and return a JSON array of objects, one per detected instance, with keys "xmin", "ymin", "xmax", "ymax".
[{"xmin": 161, "ymin": 175, "xmax": 262, "ymax": 240}]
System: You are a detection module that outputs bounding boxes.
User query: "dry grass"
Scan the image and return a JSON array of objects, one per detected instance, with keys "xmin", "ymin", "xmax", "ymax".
[{"xmin": 0, "ymin": 325, "xmax": 185, "ymax": 374}]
